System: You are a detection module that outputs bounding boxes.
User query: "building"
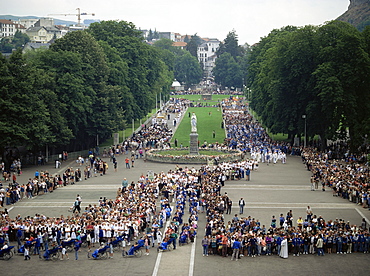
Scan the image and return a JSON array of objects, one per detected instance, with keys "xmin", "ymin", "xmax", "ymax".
[
  {"xmin": 26, "ymin": 26, "xmax": 62, "ymax": 43},
  {"xmin": 34, "ymin": 18, "xmax": 54, "ymax": 27},
  {"xmin": 174, "ymin": 33, "xmax": 182, "ymax": 42},
  {"xmin": 172, "ymin": 41, "xmax": 187, "ymax": 50},
  {"xmin": 159, "ymin": 32, "xmax": 175, "ymax": 41},
  {"xmin": 139, "ymin": 29, "xmax": 149, "ymax": 39},
  {"xmin": 0, "ymin": 19, "xmax": 17, "ymax": 37},
  {"xmin": 197, "ymin": 38, "xmax": 220, "ymax": 78},
  {"xmin": 23, "ymin": 42, "xmax": 51, "ymax": 52},
  {"xmin": 16, "ymin": 18, "xmax": 39, "ymax": 29}
]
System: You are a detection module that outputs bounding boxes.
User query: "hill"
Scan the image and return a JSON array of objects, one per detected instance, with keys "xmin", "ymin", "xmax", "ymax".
[
  {"xmin": 0, "ymin": 14, "xmax": 77, "ymax": 26},
  {"xmin": 337, "ymin": 0, "xmax": 370, "ymax": 31}
]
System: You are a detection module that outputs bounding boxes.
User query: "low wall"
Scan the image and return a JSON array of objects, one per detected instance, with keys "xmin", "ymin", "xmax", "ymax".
[{"xmin": 146, "ymin": 148, "xmax": 243, "ymax": 164}]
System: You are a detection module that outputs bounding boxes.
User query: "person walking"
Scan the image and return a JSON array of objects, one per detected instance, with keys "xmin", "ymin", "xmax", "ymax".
[
  {"xmin": 24, "ymin": 245, "xmax": 31, "ymax": 260},
  {"xmin": 72, "ymin": 195, "xmax": 81, "ymax": 214},
  {"xmin": 239, "ymin": 198, "xmax": 245, "ymax": 215},
  {"xmin": 144, "ymin": 235, "xmax": 150, "ymax": 256},
  {"xmin": 125, "ymin": 158, "xmax": 130, "ymax": 169},
  {"xmin": 131, "ymin": 156, "xmax": 135, "ymax": 168}
]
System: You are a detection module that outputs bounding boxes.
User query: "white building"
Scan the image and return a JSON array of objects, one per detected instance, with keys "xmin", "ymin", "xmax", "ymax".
[
  {"xmin": 197, "ymin": 38, "xmax": 220, "ymax": 79},
  {"xmin": 0, "ymin": 19, "xmax": 17, "ymax": 37}
]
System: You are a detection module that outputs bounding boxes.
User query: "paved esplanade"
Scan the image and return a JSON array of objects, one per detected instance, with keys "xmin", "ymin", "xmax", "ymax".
[{"xmin": 4, "ymin": 110, "xmax": 370, "ymax": 276}]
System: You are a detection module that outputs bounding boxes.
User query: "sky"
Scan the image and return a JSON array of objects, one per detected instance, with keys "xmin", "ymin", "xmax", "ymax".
[{"xmin": 1, "ymin": 0, "xmax": 350, "ymax": 45}]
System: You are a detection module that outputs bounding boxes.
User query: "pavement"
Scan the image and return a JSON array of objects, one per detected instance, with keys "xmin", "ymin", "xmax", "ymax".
[{"xmin": 2, "ymin": 109, "xmax": 370, "ymax": 276}]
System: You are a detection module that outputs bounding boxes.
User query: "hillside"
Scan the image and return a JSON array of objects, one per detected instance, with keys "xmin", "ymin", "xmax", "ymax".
[
  {"xmin": 337, "ymin": 0, "xmax": 370, "ymax": 31},
  {"xmin": 0, "ymin": 14, "xmax": 77, "ymax": 26}
]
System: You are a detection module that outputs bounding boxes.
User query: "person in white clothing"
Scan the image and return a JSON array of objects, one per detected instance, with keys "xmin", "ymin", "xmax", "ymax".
[{"xmin": 280, "ymin": 236, "xmax": 288, "ymax": 259}]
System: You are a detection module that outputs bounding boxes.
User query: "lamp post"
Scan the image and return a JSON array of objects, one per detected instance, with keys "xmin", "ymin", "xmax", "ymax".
[{"xmin": 302, "ymin": 115, "xmax": 307, "ymax": 148}]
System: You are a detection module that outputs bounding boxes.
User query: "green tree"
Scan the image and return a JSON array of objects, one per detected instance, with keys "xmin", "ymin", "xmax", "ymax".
[
  {"xmin": 88, "ymin": 20, "xmax": 172, "ymax": 120},
  {"xmin": 217, "ymin": 30, "xmax": 243, "ymax": 59},
  {"xmin": 0, "ymin": 49, "xmax": 70, "ymax": 165},
  {"xmin": 186, "ymin": 34, "xmax": 201, "ymax": 57},
  {"xmin": 12, "ymin": 31, "xmax": 30, "ymax": 48},
  {"xmin": 213, "ymin": 52, "xmax": 243, "ymax": 88},
  {"xmin": 312, "ymin": 21, "xmax": 370, "ymax": 150},
  {"xmin": 174, "ymin": 51, "xmax": 202, "ymax": 87},
  {"xmin": 153, "ymin": 38, "xmax": 175, "ymax": 51},
  {"xmin": 49, "ymin": 30, "xmax": 116, "ymax": 148}
]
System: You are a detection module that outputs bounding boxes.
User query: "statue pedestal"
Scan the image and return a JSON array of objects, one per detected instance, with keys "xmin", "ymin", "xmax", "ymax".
[{"xmin": 189, "ymin": 132, "xmax": 199, "ymax": 155}]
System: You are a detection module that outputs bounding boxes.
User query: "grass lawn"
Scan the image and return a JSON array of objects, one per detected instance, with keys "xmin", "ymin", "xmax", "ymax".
[
  {"xmin": 154, "ymin": 149, "xmax": 229, "ymax": 156},
  {"xmin": 173, "ymin": 94, "xmax": 231, "ymax": 102},
  {"xmin": 271, "ymin": 133, "xmax": 289, "ymax": 141},
  {"xmin": 172, "ymin": 107, "xmax": 225, "ymax": 147}
]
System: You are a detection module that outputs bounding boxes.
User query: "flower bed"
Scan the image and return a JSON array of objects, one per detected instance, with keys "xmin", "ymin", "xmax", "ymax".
[{"xmin": 146, "ymin": 148, "xmax": 243, "ymax": 164}]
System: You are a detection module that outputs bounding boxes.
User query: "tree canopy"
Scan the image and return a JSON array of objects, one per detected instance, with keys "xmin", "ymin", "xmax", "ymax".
[
  {"xmin": 213, "ymin": 30, "xmax": 246, "ymax": 89},
  {"xmin": 0, "ymin": 20, "xmax": 174, "ymax": 165},
  {"xmin": 247, "ymin": 21, "xmax": 370, "ymax": 151}
]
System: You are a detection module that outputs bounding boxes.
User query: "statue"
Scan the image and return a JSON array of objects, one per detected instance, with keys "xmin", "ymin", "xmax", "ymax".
[{"xmin": 191, "ymin": 112, "xmax": 197, "ymax": 132}]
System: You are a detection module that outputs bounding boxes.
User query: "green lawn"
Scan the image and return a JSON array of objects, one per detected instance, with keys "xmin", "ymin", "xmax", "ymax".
[
  {"xmin": 172, "ymin": 107, "xmax": 225, "ymax": 147},
  {"xmin": 173, "ymin": 94, "xmax": 231, "ymax": 102},
  {"xmin": 155, "ymin": 149, "xmax": 229, "ymax": 156}
]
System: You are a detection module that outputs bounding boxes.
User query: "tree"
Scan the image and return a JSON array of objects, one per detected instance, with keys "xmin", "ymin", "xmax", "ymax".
[
  {"xmin": 153, "ymin": 38, "xmax": 175, "ymax": 51},
  {"xmin": 217, "ymin": 30, "xmax": 244, "ymax": 59},
  {"xmin": 0, "ymin": 49, "xmax": 72, "ymax": 166},
  {"xmin": 213, "ymin": 52, "xmax": 243, "ymax": 88},
  {"xmin": 0, "ymin": 31, "xmax": 30, "ymax": 53},
  {"xmin": 186, "ymin": 34, "xmax": 201, "ymax": 57},
  {"xmin": 49, "ymin": 30, "xmax": 116, "ymax": 148},
  {"xmin": 312, "ymin": 21, "xmax": 370, "ymax": 150},
  {"xmin": 174, "ymin": 51, "xmax": 202, "ymax": 87},
  {"xmin": 147, "ymin": 29, "xmax": 154, "ymax": 41},
  {"xmin": 88, "ymin": 21, "xmax": 172, "ymax": 120},
  {"xmin": 247, "ymin": 22, "xmax": 370, "ymax": 151},
  {"xmin": 12, "ymin": 31, "xmax": 30, "ymax": 48}
]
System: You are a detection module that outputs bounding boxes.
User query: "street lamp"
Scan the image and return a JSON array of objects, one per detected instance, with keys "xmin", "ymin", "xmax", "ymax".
[{"xmin": 302, "ymin": 115, "xmax": 307, "ymax": 148}]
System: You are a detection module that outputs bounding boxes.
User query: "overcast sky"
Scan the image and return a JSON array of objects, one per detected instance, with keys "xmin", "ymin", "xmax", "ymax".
[{"xmin": 1, "ymin": 0, "xmax": 350, "ymax": 45}]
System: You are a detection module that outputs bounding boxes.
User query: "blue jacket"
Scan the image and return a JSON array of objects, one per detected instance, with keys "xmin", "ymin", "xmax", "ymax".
[{"xmin": 232, "ymin": 240, "xmax": 241, "ymax": 249}]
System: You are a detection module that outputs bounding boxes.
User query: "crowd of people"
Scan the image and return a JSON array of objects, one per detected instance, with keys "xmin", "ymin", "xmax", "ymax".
[
  {"xmin": 0, "ymin": 95, "xmax": 369, "ymax": 265},
  {"xmin": 222, "ymin": 99, "xmax": 296, "ymax": 161},
  {"xmin": 302, "ymin": 148, "xmax": 370, "ymax": 209}
]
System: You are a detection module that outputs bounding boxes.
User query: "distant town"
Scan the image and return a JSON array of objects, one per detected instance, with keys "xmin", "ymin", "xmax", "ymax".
[{"xmin": 0, "ymin": 16, "xmax": 222, "ymax": 79}]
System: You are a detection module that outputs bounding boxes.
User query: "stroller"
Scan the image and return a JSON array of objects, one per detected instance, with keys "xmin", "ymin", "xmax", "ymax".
[
  {"xmin": 0, "ymin": 246, "xmax": 14, "ymax": 260},
  {"xmin": 92, "ymin": 245, "xmax": 110, "ymax": 260},
  {"xmin": 122, "ymin": 239, "xmax": 144, "ymax": 258}
]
